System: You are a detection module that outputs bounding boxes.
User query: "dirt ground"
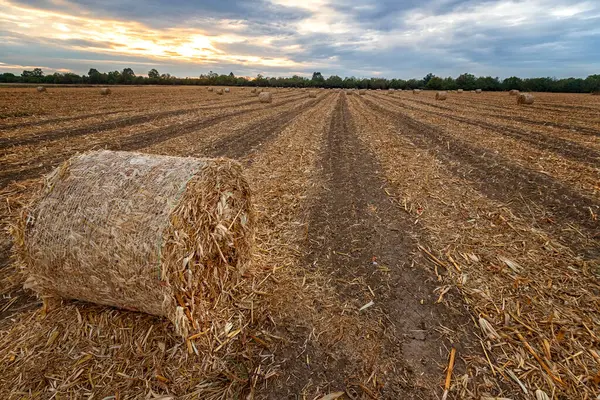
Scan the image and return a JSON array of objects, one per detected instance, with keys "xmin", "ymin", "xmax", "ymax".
[{"xmin": 0, "ymin": 86, "xmax": 598, "ymax": 399}]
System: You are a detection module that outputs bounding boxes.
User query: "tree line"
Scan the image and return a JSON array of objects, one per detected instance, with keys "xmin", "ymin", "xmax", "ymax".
[{"xmin": 1, "ymin": 68, "xmax": 599, "ymax": 93}]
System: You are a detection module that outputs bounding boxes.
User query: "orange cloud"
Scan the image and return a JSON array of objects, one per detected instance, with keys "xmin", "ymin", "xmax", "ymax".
[{"xmin": 0, "ymin": 0, "xmax": 304, "ymax": 68}]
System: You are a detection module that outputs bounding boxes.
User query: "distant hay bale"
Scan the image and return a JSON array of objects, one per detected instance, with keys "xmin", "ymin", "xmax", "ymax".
[
  {"xmin": 13, "ymin": 150, "xmax": 255, "ymax": 338},
  {"xmin": 517, "ymin": 93, "xmax": 535, "ymax": 105},
  {"xmin": 457, "ymin": 89, "xmax": 463, "ymax": 93},
  {"xmin": 250, "ymin": 88, "xmax": 256, "ymax": 94},
  {"xmin": 99, "ymin": 88, "xmax": 111, "ymax": 96},
  {"xmin": 36, "ymin": 86, "xmax": 46, "ymax": 93},
  {"xmin": 216, "ymin": 88, "xmax": 224, "ymax": 95},
  {"xmin": 208, "ymin": 87, "xmax": 213, "ymax": 92},
  {"xmin": 359, "ymin": 89, "xmax": 366, "ymax": 95},
  {"xmin": 308, "ymin": 91, "xmax": 317, "ymax": 98},
  {"xmin": 413, "ymin": 89, "xmax": 420, "ymax": 94},
  {"xmin": 436, "ymin": 91, "xmax": 448, "ymax": 100},
  {"xmin": 224, "ymin": 88, "xmax": 230, "ymax": 93},
  {"xmin": 345, "ymin": 90, "xmax": 352, "ymax": 95},
  {"xmin": 387, "ymin": 90, "xmax": 394, "ymax": 95},
  {"xmin": 476, "ymin": 89, "xmax": 482, "ymax": 94},
  {"xmin": 509, "ymin": 89, "xmax": 519, "ymax": 95},
  {"xmin": 258, "ymin": 91, "xmax": 272, "ymax": 103}
]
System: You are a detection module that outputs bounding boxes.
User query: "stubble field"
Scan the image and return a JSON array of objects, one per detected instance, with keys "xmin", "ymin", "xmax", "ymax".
[{"xmin": 0, "ymin": 86, "xmax": 599, "ymax": 399}]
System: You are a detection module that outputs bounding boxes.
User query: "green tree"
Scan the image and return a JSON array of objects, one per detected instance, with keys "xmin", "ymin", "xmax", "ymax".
[
  {"xmin": 426, "ymin": 76, "xmax": 443, "ymax": 90},
  {"xmin": 148, "ymin": 69, "xmax": 160, "ymax": 79},
  {"xmin": 423, "ymin": 73, "xmax": 434, "ymax": 86},
  {"xmin": 456, "ymin": 73, "xmax": 476, "ymax": 90}
]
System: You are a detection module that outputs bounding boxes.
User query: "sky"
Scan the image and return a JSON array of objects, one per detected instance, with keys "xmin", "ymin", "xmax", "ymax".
[{"xmin": 1, "ymin": 0, "xmax": 599, "ymax": 79}]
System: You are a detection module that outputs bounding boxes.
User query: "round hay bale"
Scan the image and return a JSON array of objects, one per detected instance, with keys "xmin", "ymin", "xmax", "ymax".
[
  {"xmin": 36, "ymin": 86, "xmax": 46, "ymax": 93},
  {"xmin": 457, "ymin": 89, "xmax": 463, "ymax": 93},
  {"xmin": 476, "ymin": 89, "xmax": 482, "ymax": 94},
  {"xmin": 413, "ymin": 89, "xmax": 420, "ymax": 94},
  {"xmin": 517, "ymin": 93, "xmax": 534, "ymax": 105},
  {"xmin": 435, "ymin": 91, "xmax": 447, "ymax": 101},
  {"xmin": 258, "ymin": 91, "xmax": 272, "ymax": 103},
  {"xmin": 215, "ymin": 88, "xmax": 224, "ymax": 95},
  {"xmin": 208, "ymin": 87, "xmax": 214, "ymax": 92},
  {"xmin": 387, "ymin": 90, "xmax": 394, "ymax": 95},
  {"xmin": 509, "ymin": 89, "xmax": 519, "ymax": 96},
  {"xmin": 345, "ymin": 90, "xmax": 352, "ymax": 95},
  {"xmin": 13, "ymin": 150, "xmax": 254, "ymax": 338},
  {"xmin": 358, "ymin": 89, "xmax": 366, "ymax": 95},
  {"xmin": 308, "ymin": 91, "xmax": 317, "ymax": 98},
  {"xmin": 224, "ymin": 88, "xmax": 230, "ymax": 93},
  {"xmin": 100, "ymin": 88, "xmax": 111, "ymax": 96},
  {"xmin": 250, "ymin": 88, "xmax": 256, "ymax": 94}
]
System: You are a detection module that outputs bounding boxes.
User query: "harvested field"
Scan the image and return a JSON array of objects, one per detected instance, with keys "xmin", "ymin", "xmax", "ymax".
[{"xmin": 0, "ymin": 86, "xmax": 599, "ymax": 399}]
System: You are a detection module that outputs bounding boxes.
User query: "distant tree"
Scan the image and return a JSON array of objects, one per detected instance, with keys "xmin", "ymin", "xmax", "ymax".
[
  {"xmin": 456, "ymin": 73, "xmax": 477, "ymax": 90},
  {"xmin": 502, "ymin": 76, "xmax": 523, "ymax": 91},
  {"xmin": 584, "ymin": 74, "xmax": 600, "ymax": 92},
  {"xmin": 311, "ymin": 71, "xmax": 324, "ymax": 82},
  {"xmin": 0, "ymin": 72, "xmax": 17, "ymax": 83},
  {"xmin": 121, "ymin": 68, "xmax": 135, "ymax": 84},
  {"xmin": 422, "ymin": 73, "xmax": 434, "ymax": 86},
  {"xmin": 148, "ymin": 69, "xmax": 160, "ymax": 79},
  {"xmin": 425, "ymin": 76, "xmax": 443, "ymax": 90}
]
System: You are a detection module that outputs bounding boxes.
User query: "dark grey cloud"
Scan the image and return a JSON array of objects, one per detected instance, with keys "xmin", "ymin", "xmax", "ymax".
[{"xmin": 2, "ymin": 0, "xmax": 600, "ymax": 79}]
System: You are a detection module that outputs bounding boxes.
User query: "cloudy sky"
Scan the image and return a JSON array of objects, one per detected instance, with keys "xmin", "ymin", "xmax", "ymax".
[{"xmin": 1, "ymin": 0, "xmax": 599, "ymax": 79}]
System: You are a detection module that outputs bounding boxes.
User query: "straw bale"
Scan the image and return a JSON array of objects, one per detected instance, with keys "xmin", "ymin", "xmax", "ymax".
[
  {"xmin": 457, "ymin": 89, "xmax": 463, "ymax": 93},
  {"xmin": 99, "ymin": 88, "xmax": 111, "ymax": 95},
  {"xmin": 250, "ymin": 88, "xmax": 256, "ymax": 93},
  {"xmin": 517, "ymin": 93, "xmax": 535, "ymax": 105},
  {"xmin": 36, "ymin": 86, "xmax": 46, "ymax": 92},
  {"xmin": 208, "ymin": 87, "xmax": 214, "ymax": 92},
  {"xmin": 435, "ymin": 91, "xmax": 448, "ymax": 100},
  {"xmin": 509, "ymin": 89, "xmax": 519, "ymax": 95},
  {"xmin": 224, "ymin": 88, "xmax": 230, "ymax": 93},
  {"xmin": 215, "ymin": 88, "xmax": 224, "ymax": 95},
  {"xmin": 413, "ymin": 89, "xmax": 420, "ymax": 94},
  {"xmin": 358, "ymin": 89, "xmax": 366, "ymax": 95},
  {"xmin": 345, "ymin": 90, "xmax": 353, "ymax": 95},
  {"xmin": 12, "ymin": 150, "xmax": 255, "ymax": 338},
  {"xmin": 258, "ymin": 91, "xmax": 272, "ymax": 103},
  {"xmin": 475, "ymin": 89, "xmax": 482, "ymax": 94},
  {"xmin": 308, "ymin": 91, "xmax": 317, "ymax": 98}
]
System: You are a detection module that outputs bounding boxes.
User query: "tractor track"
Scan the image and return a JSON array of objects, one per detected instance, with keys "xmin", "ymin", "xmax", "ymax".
[
  {"xmin": 207, "ymin": 93, "xmax": 330, "ymax": 158},
  {"xmin": 398, "ymin": 96, "xmax": 600, "ymax": 138},
  {"xmin": 272, "ymin": 94, "xmax": 473, "ymax": 398},
  {"xmin": 360, "ymin": 96, "xmax": 600, "ymax": 258},
  {"xmin": 0, "ymin": 94, "xmax": 308, "ymax": 189},
  {"xmin": 0, "ymin": 93, "xmax": 302, "ymax": 150},
  {"xmin": 377, "ymin": 96, "xmax": 600, "ymax": 166}
]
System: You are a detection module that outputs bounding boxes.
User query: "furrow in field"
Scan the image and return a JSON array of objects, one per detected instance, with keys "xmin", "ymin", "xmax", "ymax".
[
  {"xmin": 270, "ymin": 93, "xmax": 475, "ymax": 398},
  {"xmin": 0, "ymin": 92, "xmax": 302, "ymax": 149},
  {"xmin": 375, "ymin": 94, "xmax": 600, "ymax": 166},
  {"xmin": 347, "ymin": 94, "xmax": 600, "ymax": 399},
  {"xmin": 396, "ymin": 95, "xmax": 600, "ymax": 139},
  {"xmin": 365, "ymin": 95, "xmax": 600, "ymax": 201},
  {"xmin": 0, "ymin": 94, "xmax": 308, "ymax": 189},
  {"xmin": 358, "ymin": 95, "xmax": 599, "ymax": 259}
]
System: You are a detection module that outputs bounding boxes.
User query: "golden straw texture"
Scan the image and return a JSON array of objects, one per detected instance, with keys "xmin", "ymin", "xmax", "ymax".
[{"xmin": 13, "ymin": 150, "xmax": 255, "ymax": 338}]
